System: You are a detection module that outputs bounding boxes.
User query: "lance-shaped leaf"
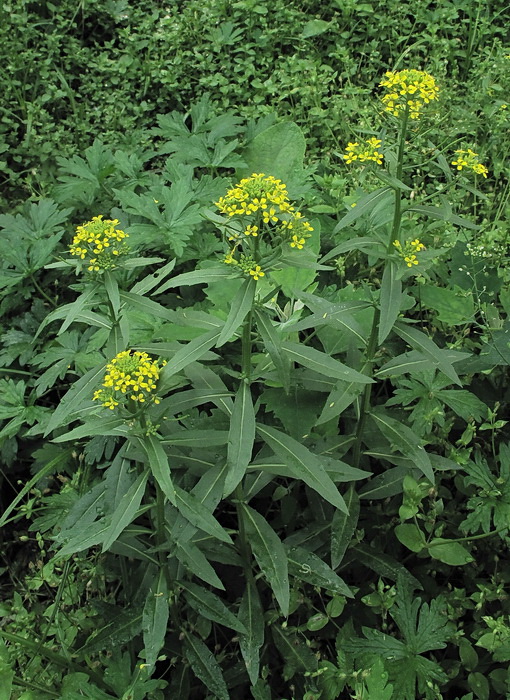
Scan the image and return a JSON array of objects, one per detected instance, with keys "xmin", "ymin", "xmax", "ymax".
[
  {"xmin": 142, "ymin": 569, "xmax": 169, "ymax": 670},
  {"xmin": 253, "ymin": 308, "xmax": 290, "ymax": 392},
  {"xmin": 141, "ymin": 434, "xmax": 175, "ymax": 504},
  {"xmin": 181, "ymin": 582, "xmax": 246, "ymax": 634},
  {"xmin": 272, "ymin": 624, "xmax": 318, "ymax": 681},
  {"xmin": 174, "ymin": 542, "xmax": 225, "ymax": 590},
  {"xmin": 155, "ymin": 266, "xmax": 235, "ymax": 295},
  {"xmin": 238, "ymin": 582, "xmax": 264, "ymax": 685},
  {"xmin": 331, "ymin": 485, "xmax": 360, "ymax": 568},
  {"xmin": 162, "ymin": 430, "xmax": 229, "ymax": 448},
  {"xmin": 162, "ymin": 328, "xmax": 221, "ymax": 379},
  {"xmin": 104, "ymin": 271, "xmax": 121, "ymax": 319},
  {"xmin": 216, "ymin": 276, "xmax": 256, "ymax": 347},
  {"xmin": 241, "ymin": 504, "xmax": 289, "ymax": 616},
  {"xmin": 281, "ymin": 342, "xmax": 373, "ymax": 384},
  {"xmin": 78, "ymin": 606, "xmax": 143, "ymax": 655},
  {"xmin": 378, "ymin": 261, "xmax": 402, "ymax": 344},
  {"xmin": 120, "ymin": 290, "xmax": 178, "ymax": 322},
  {"xmin": 35, "ymin": 283, "xmax": 99, "ymax": 337},
  {"xmin": 52, "ymin": 417, "xmax": 128, "ymax": 442},
  {"xmin": 370, "ymin": 410, "xmax": 434, "ymax": 482},
  {"xmin": 101, "ymin": 470, "xmax": 149, "ymax": 552},
  {"xmin": 44, "ymin": 362, "xmax": 106, "ymax": 436},
  {"xmin": 225, "ymin": 382, "xmax": 256, "ymax": 497},
  {"xmin": 257, "ymin": 424, "xmax": 348, "ymax": 512},
  {"xmin": 285, "ymin": 545, "xmax": 353, "ymax": 597},
  {"xmin": 183, "ymin": 632, "xmax": 229, "ymax": 700},
  {"xmin": 130, "ymin": 258, "xmax": 176, "ymax": 295},
  {"xmin": 316, "ymin": 380, "xmax": 365, "ymax": 425},
  {"xmin": 175, "ymin": 486, "xmax": 232, "ymax": 544},
  {"xmin": 394, "ymin": 322, "xmax": 462, "ymax": 386}
]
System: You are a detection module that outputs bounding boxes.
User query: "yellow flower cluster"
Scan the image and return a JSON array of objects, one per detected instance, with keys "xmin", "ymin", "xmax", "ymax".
[
  {"xmin": 451, "ymin": 149, "xmax": 488, "ymax": 178},
  {"xmin": 380, "ymin": 70, "xmax": 439, "ymax": 120},
  {"xmin": 224, "ymin": 252, "xmax": 265, "ymax": 281},
  {"xmin": 69, "ymin": 215, "xmax": 129, "ymax": 272},
  {"xmin": 343, "ymin": 137, "xmax": 384, "ymax": 165},
  {"xmin": 215, "ymin": 173, "xmax": 293, "ymax": 219},
  {"xmin": 393, "ymin": 238, "xmax": 426, "ymax": 267},
  {"xmin": 93, "ymin": 350, "xmax": 166, "ymax": 410}
]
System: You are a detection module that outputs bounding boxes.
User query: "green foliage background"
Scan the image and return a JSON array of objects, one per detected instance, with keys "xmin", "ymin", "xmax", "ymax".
[{"xmin": 0, "ymin": 1, "xmax": 509, "ymax": 699}]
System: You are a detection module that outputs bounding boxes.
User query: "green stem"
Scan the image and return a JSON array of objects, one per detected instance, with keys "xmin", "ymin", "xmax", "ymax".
[
  {"xmin": 352, "ymin": 109, "xmax": 410, "ymax": 469},
  {"xmin": 30, "ymin": 274, "xmax": 57, "ymax": 308},
  {"xmin": 426, "ymin": 527, "xmax": 509, "ymax": 547}
]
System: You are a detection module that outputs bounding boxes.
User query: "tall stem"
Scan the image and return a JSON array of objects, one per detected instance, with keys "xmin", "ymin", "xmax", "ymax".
[{"xmin": 352, "ymin": 109, "xmax": 410, "ymax": 469}]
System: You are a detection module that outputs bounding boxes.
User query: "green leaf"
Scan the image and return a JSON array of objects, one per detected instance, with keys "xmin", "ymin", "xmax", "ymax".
[
  {"xmin": 162, "ymin": 430, "xmax": 229, "ymax": 447},
  {"xmin": 154, "ymin": 266, "xmax": 234, "ymax": 295},
  {"xmin": 77, "ymin": 606, "xmax": 143, "ymax": 655},
  {"xmin": 418, "ymin": 285, "xmax": 475, "ymax": 325},
  {"xmin": 130, "ymin": 259, "xmax": 176, "ymax": 295},
  {"xmin": 257, "ymin": 424, "xmax": 348, "ymax": 512},
  {"xmin": 141, "ymin": 434, "xmax": 175, "ymax": 505},
  {"xmin": 370, "ymin": 410, "xmax": 434, "ymax": 482},
  {"xmin": 183, "ymin": 632, "xmax": 229, "ymax": 700},
  {"xmin": 301, "ymin": 18, "xmax": 330, "ymax": 37},
  {"xmin": 174, "ymin": 542, "xmax": 225, "ymax": 590},
  {"xmin": 216, "ymin": 277, "xmax": 256, "ymax": 347},
  {"xmin": 395, "ymin": 523, "xmax": 426, "ymax": 553},
  {"xmin": 52, "ymin": 417, "xmax": 128, "ymax": 442},
  {"xmin": 363, "ymin": 658, "xmax": 394, "ymax": 700},
  {"xmin": 316, "ymin": 380, "xmax": 365, "ymax": 425},
  {"xmin": 142, "ymin": 570, "xmax": 169, "ymax": 670},
  {"xmin": 162, "ymin": 328, "xmax": 222, "ymax": 379},
  {"xmin": 120, "ymin": 290, "xmax": 178, "ymax": 322},
  {"xmin": 378, "ymin": 261, "xmax": 402, "ymax": 344},
  {"xmin": 44, "ymin": 362, "xmax": 106, "ymax": 436},
  {"xmin": 225, "ymin": 382, "xmax": 256, "ymax": 496},
  {"xmin": 240, "ymin": 122, "xmax": 306, "ymax": 185},
  {"xmin": 427, "ymin": 538, "xmax": 474, "ymax": 565},
  {"xmin": 238, "ymin": 582, "xmax": 264, "ymax": 685},
  {"xmin": 394, "ymin": 322, "xmax": 462, "ymax": 386},
  {"xmin": 104, "ymin": 271, "xmax": 121, "ymax": 319},
  {"xmin": 331, "ymin": 187, "xmax": 391, "ymax": 236},
  {"xmin": 175, "ymin": 486, "xmax": 232, "ymax": 544},
  {"xmin": 285, "ymin": 545, "xmax": 353, "ymax": 596},
  {"xmin": 331, "ymin": 486, "xmax": 360, "ymax": 568},
  {"xmin": 181, "ymin": 582, "xmax": 246, "ymax": 633},
  {"xmin": 102, "ymin": 470, "xmax": 149, "ymax": 552},
  {"xmin": 253, "ymin": 308, "xmax": 291, "ymax": 392},
  {"xmin": 359, "ymin": 466, "xmax": 411, "ymax": 500},
  {"xmin": 407, "ymin": 202, "xmax": 479, "ymax": 230},
  {"xmin": 352, "ymin": 544, "xmax": 422, "ymax": 589},
  {"xmin": 281, "ymin": 341, "xmax": 373, "ymax": 384},
  {"xmin": 241, "ymin": 504, "xmax": 289, "ymax": 616},
  {"xmin": 272, "ymin": 624, "xmax": 318, "ymax": 681}
]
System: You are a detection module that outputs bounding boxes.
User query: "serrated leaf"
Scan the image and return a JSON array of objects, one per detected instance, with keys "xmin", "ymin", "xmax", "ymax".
[
  {"xmin": 281, "ymin": 342, "xmax": 373, "ymax": 384},
  {"xmin": 238, "ymin": 582, "xmax": 264, "ymax": 685},
  {"xmin": 331, "ymin": 486, "xmax": 360, "ymax": 567},
  {"xmin": 225, "ymin": 381, "xmax": 256, "ymax": 496},
  {"xmin": 101, "ymin": 470, "xmax": 149, "ymax": 552},
  {"xmin": 175, "ymin": 486, "xmax": 232, "ymax": 544},
  {"xmin": 182, "ymin": 581, "xmax": 246, "ymax": 634},
  {"xmin": 257, "ymin": 424, "xmax": 348, "ymax": 512},
  {"xmin": 241, "ymin": 504, "xmax": 289, "ymax": 616},
  {"xmin": 183, "ymin": 632, "xmax": 229, "ymax": 700},
  {"xmin": 216, "ymin": 277, "xmax": 256, "ymax": 347},
  {"xmin": 285, "ymin": 545, "xmax": 353, "ymax": 596},
  {"xmin": 44, "ymin": 362, "xmax": 106, "ymax": 436},
  {"xmin": 142, "ymin": 570, "xmax": 169, "ymax": 670},
  {"xmin": 378, "ymin": 261, "xmax": 402, "ymax": 344},
  {"xmin": 141, "ymin": 434, "xmax": 175, "ymax": 505}
]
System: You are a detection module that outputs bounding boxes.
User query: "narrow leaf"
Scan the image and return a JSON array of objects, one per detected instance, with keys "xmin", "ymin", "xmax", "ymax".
[
  {"xmin": 253, "ymin": 308, "xmax": 290, "ymax": 392},
  {"xmin": 281, "ymin": 342, "xmax": 373, "ymax": 384},
  {"xmin": 238, "ymin": 582, "xmax": 264, "ymax": 685},
  {"xmin": 183, "ymin": 632, "xmax": 229, "ymax": 700},
  {"xmin": 225, "ymin": 382, "xmax": 256, "ymax": 496},
  {"xmin": 162, "ymin": 328, "xmax": 221, "ymax": 378},
  {"xmin": 216, "ymin": 277, "xmax": 256, "ymax": 347},
  {"xmin": 142, "ymin": 569, "xmax": 169, "ymax": 669},
  {"xmin": 175, "ymin": 487, "xmax": 232, "ymax": 544},
  {"xmin": 141, "ymin": 434, "xmax": 175, "ymax": 504},
  {"xmin": 104, "ymin": 271, "xmax": 120, "ymax": 319},
  {"xmin": 331, "ymin": 486, "xmax": 360, "ymax": 568},
  {"xmin": 257, "ymin": 424, "xmax": 348, "ymax": 512},
  {"xmin": 155, "ymin": 266, "xmax": 235, "ymax": 295},
  {"xmin": 241, "ymin": 504, "xmax": 289, "ymax": 616},
  {"xmin": 378, "ymin": 261, "xmax": 402, "ymax": 344},
  {"xmin": 285, "ymin": 545, "xmax": 353, "ymax": 596},
  {"xmin": 102, "ymin": 470, "xmax": 149, "ymax": 552},
  {"xmin": 181, "ymin": 582, "xmax": 246, "ymax": 633},
  {"xmin": 174, "ymin": 542, "xmax": 225, "ymax": 590},
  {"xmin": 394, "ymin": 322, "xmax": 462, "ymax": 385}
]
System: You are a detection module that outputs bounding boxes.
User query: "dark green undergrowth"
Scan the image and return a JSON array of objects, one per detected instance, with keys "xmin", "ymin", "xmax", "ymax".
[{"xmin": 1, "ymin": 2, "xmax": 510, "ymax": 699}]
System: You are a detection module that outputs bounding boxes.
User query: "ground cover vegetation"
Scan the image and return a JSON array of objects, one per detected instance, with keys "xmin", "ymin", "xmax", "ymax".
[{"xmin": 0, "ymin": 0, "xmax": 509, "ymax": 698}]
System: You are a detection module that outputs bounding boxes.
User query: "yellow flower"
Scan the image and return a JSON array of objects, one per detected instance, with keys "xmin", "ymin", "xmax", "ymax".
[
  {"xmin": 93, "ymin": 350, "xmax": 166, "ymax": 410},
  {"xmin": 394, "ymin": 238, "xmax": 426, "ymax": 267},
  {"xmin": 343, "ymin": 137, "xmax": 384, "ymax": 165},
  {"xmin": 451, "ymin": 149, "xmax": 488, "ymax": 178},
  {"xmin": 70, "ymin": 215, "xmax": 129, "ymax": 272},
  {"xmin": 244, "ymin": 225, "xmax": 259, "ymax": 237},
  {"xmin": 380, "ymin": 70, "xmax": 439, "ymax": 119},
  {"xmin": 290, "ymin": 235, "xmax": 306, "ymax": 250},
  {"xmin": 249, "ymin": 265, "xmax": 265, "ymax": 281}
]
